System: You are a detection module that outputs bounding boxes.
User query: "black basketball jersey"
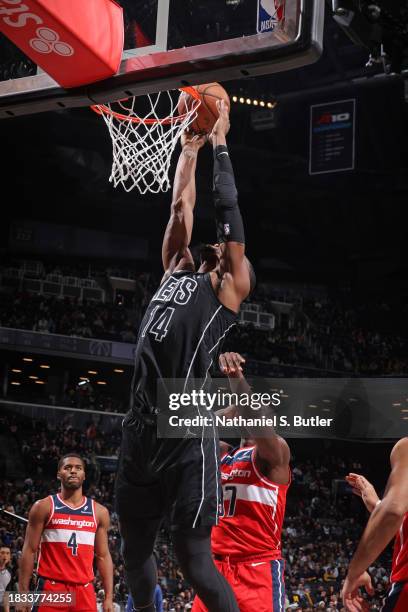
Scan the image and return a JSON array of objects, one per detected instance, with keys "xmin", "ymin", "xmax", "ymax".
[{"xmin": 131, "ymin": 270, "xmax": 237, "ymax": 411}]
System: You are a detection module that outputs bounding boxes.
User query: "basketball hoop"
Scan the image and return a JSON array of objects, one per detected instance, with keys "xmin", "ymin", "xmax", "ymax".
[{"xmin": 91, "ymin": 87, "xmax": 201, "ymax": 194}]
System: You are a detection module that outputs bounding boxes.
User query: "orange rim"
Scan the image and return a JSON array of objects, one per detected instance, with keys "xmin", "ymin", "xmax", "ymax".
[{"xmin": 90, "ymin": 86, "xmax": 200, "ymax": 124}]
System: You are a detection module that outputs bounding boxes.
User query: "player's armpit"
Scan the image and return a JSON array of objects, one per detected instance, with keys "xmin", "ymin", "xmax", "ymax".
[
  {"xmin": 161, "ymin": 249, "xmax": 195, "ymax": 284},
  {"xmin": 220, "ymin": 243, "xmax": 251, "ymax": 295},
  {"xmin": 217, "ymin": 268, "xmax": 250, "ymax": 313}
]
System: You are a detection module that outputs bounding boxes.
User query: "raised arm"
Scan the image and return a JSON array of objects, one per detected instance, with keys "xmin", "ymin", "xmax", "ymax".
[
  {"xmin": 219, "ymin": 351, "xmax": 290, "ymax": 483},
  {"xmin": 161, "ymin": 132, "xmax": 206, "ymax": 279},
  {"xmin": 342, "ymin": 438, "xmax": 408, "ymax": 611},
  {"xmin": 210, "ymin": 101, "xmax": 252, "ymax": 310}
]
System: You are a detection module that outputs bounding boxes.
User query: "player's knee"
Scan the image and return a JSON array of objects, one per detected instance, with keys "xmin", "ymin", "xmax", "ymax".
[
  {"xmin": 177, "ymin": 553, "xmax": 213, "ymax": 587},
  {"xmin": 121, "ymin": 544, "xmax": 149, "ymax": 572}
]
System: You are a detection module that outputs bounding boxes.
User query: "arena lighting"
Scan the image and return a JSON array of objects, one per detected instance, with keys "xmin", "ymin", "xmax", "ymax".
[
  {"xmin": 97, "ymin": 381, "xmax": 107, "ymax": 385},
  {"xmin": 11, "ymin": 382, "xmax": 20, "ymax": 386},
  {"xmin": 11, "ymin": 369, "xmax": 22, "ymax": 373},
  {"xmin": 35, "ymin": 380, "xmax": 45, "ymax": 385},
  {"xmin": 23, "ymin": 357, "xmax": 33, "ymax": 362},
  {"xmin": 29, "ymin": 376, "xmax": 38, "ymax": 380},
  {"xmin": 78, "ymin": 379, "xmax": 90, "ymax": 386},
  {"xmin": 114, "ymin": 369, "xmax": 124, "ymax": 373},
  {"xmin": 232, "ymin": 96, "xmax": 276, "ymax": 108},
  {"xmin": 40, "ymin": 364, "xmax": 50, "ymax": 369},
  {"xmin": 393, "ymin": 402, "xmax": 402, "ymax": 406},
  {"xmin": 88, "ymin": 370, "xmax": 98, "ymax": 375}
]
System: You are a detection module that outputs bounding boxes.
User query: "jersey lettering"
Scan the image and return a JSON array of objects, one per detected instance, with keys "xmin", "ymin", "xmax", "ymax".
[
  {"xmin": 153, "ymin": 275, "xmax": 197, "ymax": 305},
  {"xmin": 67, "ymin": 532, "xmax": 78, "ymax": 556},
  {"xmin": 174, "ymin": 278, "xmax": 198, "ymax": 305},
  {"xmin": 220, "ymin": 485, "xmax": 237, "ymax": 517},
  {"xmin": 148, "ymin": 307, "xmax": 175, "ymax": 342},
  {"xmin": 39, "ymin": 496, "xmax": 97, "ymax": 584},
  {"xmin": 212, "ymin": 447, "xmax": 289, "ymax": 559}
]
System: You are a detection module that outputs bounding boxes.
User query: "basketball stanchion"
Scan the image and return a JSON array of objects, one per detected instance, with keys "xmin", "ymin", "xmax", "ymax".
[{"xmin": 91, "ymin": 82, "xmax": 230, "ymax": 195}]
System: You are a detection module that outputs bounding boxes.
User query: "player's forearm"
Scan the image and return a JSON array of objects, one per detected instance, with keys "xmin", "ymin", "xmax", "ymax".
[
  {"xmin": 96, "ymin": 555, "xmax": 114, "ymax": 599},
  {"xmin": 211, "ymin": 131, "xmax": 227, "ymax": 148},
  {"xmin": 212, "ymin": 145, "xmax": 244, "ymax": 249},
  {"xmin": 348, "ymin": 500, "xmax": 404, "ymax": 577},
  {"xmin": 18, "ymin": 548, "xmax": 35, "ymax": 591},
  {"xmin": 172, "ymin": 148, "xmax": 198, "ymax": 208}
]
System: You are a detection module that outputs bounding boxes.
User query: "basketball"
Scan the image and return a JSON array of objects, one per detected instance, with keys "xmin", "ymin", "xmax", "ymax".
[{"xmin": 178, "ymin": 83, "xmax": 230, "ymax": 135}]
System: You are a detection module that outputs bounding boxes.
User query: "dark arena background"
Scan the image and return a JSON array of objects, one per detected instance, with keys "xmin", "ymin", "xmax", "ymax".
[{"xmin": 1, "ymin": 1, "xmax": 408, "ymax": 611}]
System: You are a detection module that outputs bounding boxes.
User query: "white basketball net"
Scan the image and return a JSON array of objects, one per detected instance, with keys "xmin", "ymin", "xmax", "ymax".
[{"xmin": 92, "ymin": 89, "xmax": 201, "ymax": 195}]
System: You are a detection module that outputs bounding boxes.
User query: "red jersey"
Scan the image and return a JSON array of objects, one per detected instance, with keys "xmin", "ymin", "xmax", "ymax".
[
  {"xmin": 212, "ymin": 446, "xmax": 290, "ymax": 560},
  {"xmin": 391, "ymin": 513, "xmax": 408, "ymax": 583},
  {"xmin": 38, "ymin": 494, "xmax": 98, "ymax": 584}
]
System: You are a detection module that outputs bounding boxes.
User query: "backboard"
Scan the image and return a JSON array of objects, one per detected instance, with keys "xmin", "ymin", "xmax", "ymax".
[{"xmin": 0, "ymin": 0, "xmax": 325, "ymax": 119}]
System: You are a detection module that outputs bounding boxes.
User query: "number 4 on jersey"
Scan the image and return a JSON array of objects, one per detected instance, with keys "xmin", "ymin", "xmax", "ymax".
[
  {"xmin": 142, "ymin": 307, "xmax": 175, "ymax": 342},
  {"xmin": 67, "ymin": 532, "xmax": 78, "ymax": 556}
]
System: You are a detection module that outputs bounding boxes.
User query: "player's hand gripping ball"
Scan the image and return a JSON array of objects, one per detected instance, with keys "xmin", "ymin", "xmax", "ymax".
[{"xmin": 178, "ymin": 82, "xmax": 230, "ymax": 135}]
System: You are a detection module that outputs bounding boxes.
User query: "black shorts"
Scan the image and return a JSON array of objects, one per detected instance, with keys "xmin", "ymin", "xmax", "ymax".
[{"xmin": 115, "ymin": 410, "xmax": 221, "ymax": 530}]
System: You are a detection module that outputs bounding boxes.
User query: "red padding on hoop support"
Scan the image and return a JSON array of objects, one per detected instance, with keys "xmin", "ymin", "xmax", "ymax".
[{"xmin": 0, "ymin": 0, "xmax": 124, "ymax": 88}]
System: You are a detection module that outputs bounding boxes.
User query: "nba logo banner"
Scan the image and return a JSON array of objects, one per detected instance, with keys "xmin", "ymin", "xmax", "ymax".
[{"xmin": 257, "ymin": 0, "xmax": 285, "ymax": 34}]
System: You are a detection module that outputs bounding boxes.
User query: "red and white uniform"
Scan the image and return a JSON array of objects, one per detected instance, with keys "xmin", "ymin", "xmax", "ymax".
[
  {"xmin": 391, "ymin": 514, "xmax": 408, "ymax": 584},
  {"xmin": 193, "ymin": 445, "xmax": 290, "ymax": 612},
  {"xmin": 380, "ymin": 513, "xmax": 408, "ymax": 611},
  {"xmin": 36, "ymin": 494, "xmax": 98, "ymax": 612}
]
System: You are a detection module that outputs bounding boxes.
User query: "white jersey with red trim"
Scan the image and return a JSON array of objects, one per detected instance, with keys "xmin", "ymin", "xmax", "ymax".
[
  {"xmin": 37, "ymin": 494, "xmax": 98, "ymax": 584},
  {"xmin": 211, "ymin": 446, "xmax": 290, "ymax": 560},
  {"xmin": 391, "ymin": 512, "xmax": 408, "ymax": 583}
]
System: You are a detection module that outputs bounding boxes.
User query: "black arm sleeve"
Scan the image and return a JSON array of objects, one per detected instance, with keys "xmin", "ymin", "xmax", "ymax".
[{"xmin": 213, "ymin": 145, "xmax": 245, "ymax": 244}]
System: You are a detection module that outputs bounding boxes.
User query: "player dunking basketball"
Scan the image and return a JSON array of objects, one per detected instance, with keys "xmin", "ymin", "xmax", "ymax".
[
  {"xmin": 115, "ymin": 100, "xmax": 255, "ymax": 612},
  {"xmin": 18, "ymin": 454, "xmax": 113, "ymax": 612},
  {"xmin": 342, "ymin": 438, "xmax": 408, "ymax": 611},
  {"xmin": 192, "ymin": 352, "xmax": 291, "ymax": 612}
]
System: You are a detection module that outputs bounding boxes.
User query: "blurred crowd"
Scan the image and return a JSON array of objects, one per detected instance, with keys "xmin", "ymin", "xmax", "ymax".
[
  {"xmin": 0, "ymin": 410, "xmax": 393, "ymax": 611},
  {"xmin": 0, "ymin": 292, "xmax": 137, "ymax": 343},
  {"xmin": 1, "ymin": 284, "xmax": 407, "ymax": 376},
  {"xmin": 283, "ymin": 456, "xmax": 391, "ymax": 610},
  {"xmin": 224, "ymin": 294, "xmax": 408, "ymax": 376}
]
